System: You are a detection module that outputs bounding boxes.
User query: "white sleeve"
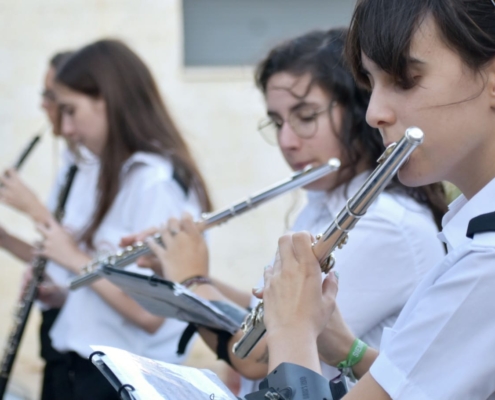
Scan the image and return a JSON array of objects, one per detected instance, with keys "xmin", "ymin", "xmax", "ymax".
[
  {"xmin": 122, "ymin": 169, "xmax": 199, "ymax": 275},
  {"xmin": 335, "ymin": 213, "xmax": 423, "ymax": 340},
  {"xmin": 370, "ymin": 246, "xmax": 495, "ymax": 400},
  {"xmin": 128, "ymin": 180, "xmax": 189, "ymax": 234}
]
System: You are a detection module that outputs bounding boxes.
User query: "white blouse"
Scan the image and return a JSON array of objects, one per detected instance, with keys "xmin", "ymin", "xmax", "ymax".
[
  {"xmin": 370, "ymin": 177, "xmax": 495, "ymax": 400},
  {"xmin": 49, "ymin": 152, "xmax": 202, "ymax": 364},
  {"xmin": 239, "ymin": 171, "xmax": 445, "ymax": 395},
  {"xmin": 44, "ymin": 147, "xmax": 99, "ymax": 291}
]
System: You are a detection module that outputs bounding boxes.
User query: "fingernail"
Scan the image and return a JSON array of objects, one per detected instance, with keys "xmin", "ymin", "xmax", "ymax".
[
  {"xmin": 253, "ymin": 287, "xmax": 262, "ymax": 294},
  {"xmin": 334, "ymin": 271, "xmax": 340, "ymax": 281},
  {"xmin": 264, "ymin": 265, "xmax": 271, "ymax": 271}
]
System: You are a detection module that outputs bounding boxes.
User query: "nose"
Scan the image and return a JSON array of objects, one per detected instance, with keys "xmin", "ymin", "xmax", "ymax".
[
  {"xmin": 366, "ymin": 87, "xmax": 396, "ymax": 129},
  {"xmin": 60, "ymin": 114, "xmax": 74, "ymax": 137},
  {"xmin": 41, "ymin": 98, "xmax": 49, "ymax": 111},
  {"xmin": 277, "ymin": 121, "xmax": 302, "ymax": 150}
]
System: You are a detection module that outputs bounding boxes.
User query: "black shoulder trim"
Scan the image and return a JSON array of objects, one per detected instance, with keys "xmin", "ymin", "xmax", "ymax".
[
  {"xmin": 466, "ymin": 211, "xmax": 495, "ymax": 239},
  {"xmin": 172, "ymin": 168, "xmax": 189, "ymax": 196}
]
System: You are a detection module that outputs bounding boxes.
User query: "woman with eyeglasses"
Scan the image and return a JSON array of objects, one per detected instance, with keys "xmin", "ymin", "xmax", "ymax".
[
  {"xmin": 257, "ymin": 1, "xmax": 495, "ymax": 399},
  {"xmin": 0, "ymin": 51, "xmax": 99, "ymax": 400},
  {"xmin": 127, "ymin": 28, "xmax": 447, "ymax": 394}
]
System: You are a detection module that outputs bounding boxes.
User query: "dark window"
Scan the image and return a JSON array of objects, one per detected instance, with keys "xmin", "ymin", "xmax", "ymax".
[{"xmin": 183, "ymin": 0, "xmax": 356, "ymax": 67}]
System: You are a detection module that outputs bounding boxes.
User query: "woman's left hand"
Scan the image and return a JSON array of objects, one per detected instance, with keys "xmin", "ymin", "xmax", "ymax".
[
  {"xmin": 119, "ymin": 227, "xmax": 164, "ymax": 275},
  {"xmin": 147, "ymin": 213, "xmax": 209, "ymax": 282},
  {"xmin": 261, "ymin": 232, "xmax": 339, "ymax": 340},
  {"xmin": 0, "ymin": 169, "xmax": 45, "ymax": 218},
  {"xmin": 35, "ymin": 218, "xmax": 91, "ymax": 273}
]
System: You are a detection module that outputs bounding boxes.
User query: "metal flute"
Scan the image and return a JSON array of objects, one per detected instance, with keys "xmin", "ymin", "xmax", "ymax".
[
  {"xmin": 232, "ymin": 127, "xmax": 424, "ymax": 359},
  {"xmin": 69, "ymin": 158, "xmax": 341, "ymax": 290}
]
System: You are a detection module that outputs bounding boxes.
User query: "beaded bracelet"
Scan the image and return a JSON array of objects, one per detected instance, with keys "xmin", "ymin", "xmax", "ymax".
[
  {"xmin": 180, "ymin": 275, "xmax": 212, "ymax": 289},
  {"xmin": 336, "ymin": 338, "xmax": 368, "ymax": 381}
]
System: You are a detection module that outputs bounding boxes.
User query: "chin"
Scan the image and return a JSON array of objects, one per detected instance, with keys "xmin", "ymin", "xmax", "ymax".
[{"xmin": 397, "ymin": 164, "xmax": 435, "ymax": 188}]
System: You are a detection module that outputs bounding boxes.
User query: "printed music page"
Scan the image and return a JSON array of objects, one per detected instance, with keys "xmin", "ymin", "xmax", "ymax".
[{"xmin": 91, "ymin": 345, "xmax": 238, "ymax": 400}]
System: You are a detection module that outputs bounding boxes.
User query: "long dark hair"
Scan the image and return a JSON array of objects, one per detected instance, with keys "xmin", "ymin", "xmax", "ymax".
[
  {"xmin": 256, "ymin": 28, "xmax": 447, "ymax": 229},
  {"xmin": 346, "ymin": 0, "xmax": 495, "ymax": 92},
  {"xmin": 56, "ymin": 39, "xmax": 212, "ymax": 247}
]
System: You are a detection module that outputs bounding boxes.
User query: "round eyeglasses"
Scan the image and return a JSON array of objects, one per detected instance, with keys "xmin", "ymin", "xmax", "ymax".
[
  {"xmin": 258, "ymin": 102, "xmax": 337, "ymax": 146},
  {"xmin": 41, "ymin": 88, "xmax": 57, "ymax": 103}
]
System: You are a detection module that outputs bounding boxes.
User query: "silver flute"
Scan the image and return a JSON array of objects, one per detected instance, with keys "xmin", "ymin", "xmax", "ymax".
[
  {"xmin": 69, "ymin": 158, "xmax": 341, "ymax": 290},
  {"xmin": 232, "ymin": 127, "xmax": 424, "ymax": 359}
]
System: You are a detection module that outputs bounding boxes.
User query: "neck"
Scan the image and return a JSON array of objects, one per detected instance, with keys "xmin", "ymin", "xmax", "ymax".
[{"xmin": 450, "ymin": 137, "xmax": 495, "ymax": 200}]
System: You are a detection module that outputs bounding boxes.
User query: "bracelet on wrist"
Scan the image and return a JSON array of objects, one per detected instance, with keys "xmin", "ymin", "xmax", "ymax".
[
  {"xmin": 336, "ymin": 338, "xmax": 368, "ymax": 381},
  {"xmin": 180, "ymin": 275, "xmax": 212, "ymax": 290}
]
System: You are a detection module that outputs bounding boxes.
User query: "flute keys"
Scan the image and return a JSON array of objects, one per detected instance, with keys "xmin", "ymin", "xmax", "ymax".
[
  {"xmin": 377, "ymin": 142, "xmax": 396, "ymax": 164},
  {"xmin": 321, "ymin": 254, "xmax": 336, "ymax": 274},
  {"xmin": 241, "ymin": 313, "xmax": 253, "ymax": 332},
  {"xmin": 337, "ymin": 234, "xmax": 348, "ymax": 249}
]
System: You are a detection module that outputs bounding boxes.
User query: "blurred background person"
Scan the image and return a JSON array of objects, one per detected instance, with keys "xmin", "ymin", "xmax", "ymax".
[
  {"xmin": 0, "ymin": 50, "xmax": 95, "ymax": 400},
  {"xmin": 31, "ymin": 39, "xmax": 211, "ymax": 400}
]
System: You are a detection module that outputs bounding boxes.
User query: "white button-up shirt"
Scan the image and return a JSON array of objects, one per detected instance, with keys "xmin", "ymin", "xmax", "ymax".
[
  {"xmin": 44, "ymin": 147, "xmax": 99, "ymax": 292},
  {"xmin": 239, "ymin": 171, "xmax": 445, "ymax": 396},
  {"xmin": 370, "ymin": 177, "xmax": 495, "ymax": 400},
  {"xmin": 49, "ymin": 151, "xmax": 202, "ymax": 363}
]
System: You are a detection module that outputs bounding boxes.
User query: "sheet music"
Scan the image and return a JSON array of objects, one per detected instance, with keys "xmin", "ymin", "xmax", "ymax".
[
  {"xmin": 91, "ymin": 346, "xmax": 238, "ymax": 400},
  {"xmin": 100, "ymin": 266, "xmax": 245, "ymax": 333}
]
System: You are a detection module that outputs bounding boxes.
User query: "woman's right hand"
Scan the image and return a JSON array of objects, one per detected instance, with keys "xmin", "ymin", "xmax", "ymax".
[
  {"xmin": 0, "ymin": 169, "xmax": 46, "ymax": 220},
  {"xmin": 147, "ymin": 213, "xmax": 209, "ymax": 283},
  {"xmin": 21, "ymin": 267, "xmax": 67, "ymax": 308},
  {"xmin": 37, "ymin": 273, "xmax": 68, "ymax": 308},
  {"xmin": 119, "ymin": 227, "xmax": 164, "ymax": 275}
]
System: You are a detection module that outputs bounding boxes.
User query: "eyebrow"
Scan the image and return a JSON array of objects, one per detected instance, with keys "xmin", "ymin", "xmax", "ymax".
[
  {"xmin": 407, "ymin": 56, "xmax": 426, "ymax": 66},
  {"xmin": 267, "ymin": 101, "xmax": 321, "ymax": 117},
  {"xmin": 360, "ymin": 55, "xmax": 427, "ymax": 78},
  {"xmin": 58, "ymin": 102, "xmax": 74, "ymax": 111}
]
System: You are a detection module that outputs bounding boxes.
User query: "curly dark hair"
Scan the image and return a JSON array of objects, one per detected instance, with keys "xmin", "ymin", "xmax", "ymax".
[{"xmin": 256, "ymin": 28, "xmax": 447, "ymax": 229}]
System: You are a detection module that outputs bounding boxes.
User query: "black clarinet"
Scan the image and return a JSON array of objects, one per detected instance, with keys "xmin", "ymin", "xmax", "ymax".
[
  {"xmin": 12, "ymin": 134, "xmax": 42, "ymax": 170},
  {"xmin": 0, "ymin": 134, "xmax": 42, "ymax": 189},
  {"xmin": 0, "ymin": 164, "xmax": 78, "ymax": 398}
]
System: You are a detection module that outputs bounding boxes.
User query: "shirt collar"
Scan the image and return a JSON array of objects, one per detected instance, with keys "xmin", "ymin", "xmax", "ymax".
[
  {"xmin": 306, "ymin": 170, "xmax": 372, "ymax": 217},
  {"xmin": 439, "ymin": 177, "xmax": 495, "ymax": 251}
]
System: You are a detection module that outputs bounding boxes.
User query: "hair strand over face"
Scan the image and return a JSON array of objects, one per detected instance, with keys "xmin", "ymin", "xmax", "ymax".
[{"xmin": 346, "ymin": 0, "xmax": 495, "ymax": 90}]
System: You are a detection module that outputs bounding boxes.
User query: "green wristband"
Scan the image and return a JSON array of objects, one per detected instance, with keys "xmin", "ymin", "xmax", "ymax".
[{"xmin": 336, "ymin": 338, "xmax": 368, "ymax": 380}]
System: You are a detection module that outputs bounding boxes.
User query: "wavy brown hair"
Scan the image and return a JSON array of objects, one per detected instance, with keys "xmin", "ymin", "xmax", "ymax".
[
  {"xmin": 256, "ymin": 28, "xmax": 447, "ymax": 229},
  {"xmin": 56, "ymin": 39, "xmax": 212, "ymax": 247}
]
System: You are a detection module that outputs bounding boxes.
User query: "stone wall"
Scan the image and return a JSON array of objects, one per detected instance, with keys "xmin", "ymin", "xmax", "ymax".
[{"xmin": 0, "ymin": 1, "xmax": 301, "ymax": 397}]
